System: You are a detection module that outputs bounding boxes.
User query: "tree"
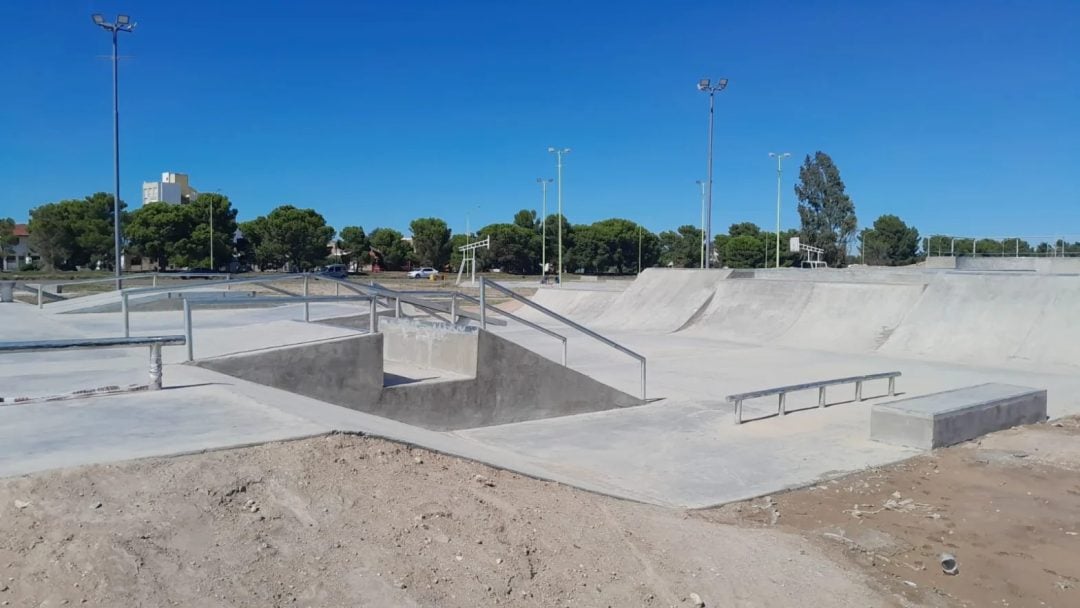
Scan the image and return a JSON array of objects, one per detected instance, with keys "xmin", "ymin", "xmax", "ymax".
[
  {"xmin": 659, "ymin": 225, "xmax": 703, "ymax": 268},
  {"xmin": 476, "ymin": 223, "xmax": 537, "ymax": 274},
  {"xmin": 409, "ymin": 217, "xmax": 452, "ymax": 268},
  {"xmin": 369, "ymin": 227, "xmax": 414, "ymax": 270},
  {"xmin": 570, "ymin": 218, "xmax": 656, "ymax": 274},
  {"xmin": 859, "ymin": 215, "xmax": 920, "ymax": 266},
  {"xmin": 241, "ymin": 205, "xmax": 334, "ymax": 271},
  {"xmin": 28, "ymin": 193, "xmax": 126, "ymax": 270},
  {"xmin": 513, "ymin": 209, "xmax": 540, "ymax": 232},
  {"xmin": 127, "ymin": 203, "xmax": 192, "ymax": 271},
  {"xmin": 0, "ymin": 218, "xmax": 17, "ymax": 258},
  {"xmin": 795, "ymin": 152, "xmax": 857, "ymax": 266},
  {"xmin": 338, "ymin": 226, "xmax": 369, "ymax": 269},
  {"xmin": 723, "ymin": 235, "xmax": 765, "ymax": 268}
]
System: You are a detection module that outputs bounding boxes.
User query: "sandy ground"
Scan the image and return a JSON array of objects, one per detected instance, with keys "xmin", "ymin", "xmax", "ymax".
[
  {"xmin": 0, "ymin": 434, "xmax": 890, "ymax": 608},
  {"xmin": 701, "ymin": 416, "xmax": 1080, "ymax": 607}
]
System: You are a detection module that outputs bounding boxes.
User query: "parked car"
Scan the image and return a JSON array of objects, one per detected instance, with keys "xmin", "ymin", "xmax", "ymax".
[
  {"xmin": 407, "ymin": 267, "xmax": 439, "ymax": 279},
  {"xmin": 319, "ymin": 264, "xmax": 348, "ymax": 279}
]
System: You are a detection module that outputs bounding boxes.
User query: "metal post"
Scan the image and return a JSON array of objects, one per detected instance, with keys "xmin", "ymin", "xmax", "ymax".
[
  {"xmin": 450, "ymin": 293, "xmax": 457, "ymax": 324},
  {"xmin": 818, "ymin": 386, "xmax": 826, "ymax": 408},
  {"xmin": 148, "ymin": 343, "xmax": 162, "ymax": 390},
  {"xmin": 111, "ymin": 28, "xmax": 123, "ymax": 290},
  {"xmin": 37, "ymin": 286, "xmax": 43, "ymax": 309},
  {"xmin": 303, "ymin": 274, "xmax": 310, "ymax": 322},
  {"xmin": 561, "ymin": 339, "xmax": 568, "ymax": 367},
  {"xmin": 183, "ymin": 298, "xmax": 193, "ymax": 362},
  {"xmin": 549, "ymin": 148, "xmax": 570, "ymax": 284},
  {"xmin": 152, "ymin": 274, "xmax": 157, "ymax": 287},
  {"xmin": 335, "ymin": 282, "xmax": 340, "ymax": 296},
  {"xmin": 734, "ymin": 399, "xmax": 743, "ymax": 425},
  {"xmin": 770, "ymin": 152, "xmax": 790, "ymax": 268},
  {"xmin": 121, "ymin": 292, "xmax": 130, "ymax": 338},
  {"xmin": 696, "ymin": 180, "xmax": 706, "ymax": 268},
  {"xmin": 778, "ymin": 392, "xmax": 786, "ymax": 416},
  {"xmin": 704, "ymin": 91, "xmax": 715, "ymax": 268},
  {"xmin": 479, "ymin": 278, "xmax": 487, "ymax": 329},
  {"xmin": 888, "ymin": 376, "xmax": 896, "ymax": 396},
  {"xmin": 640, "ymin": 359, "xmax": 647, "ymax": 402},
  {"xmin": 855, "ymin": 380, "xmax": 863, "ymax": 402},
  {"xmin": 395, "ymin": 297, "xmax": 401, "ymax": 318},
  {"xmin": 538, "ymin": 178, "xmax": 551, "ymax": 280},
  {"xmin": 368, "ymin": 297, "xmax": 379, "ymax": 333}
]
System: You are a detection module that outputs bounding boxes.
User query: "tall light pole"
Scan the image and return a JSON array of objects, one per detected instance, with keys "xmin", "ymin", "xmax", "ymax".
[
  {"xmin": 92, "ymin": 14, "xmax": 135, "ymax": 288},
  {"xmin": 208, "ymin": 189, "xmax": 222, "ymax": 270},
  {"xmin": 768, "ymin": 152, "xmax": 791, "ymax": 268},
  {"xmin": 695, "ymin": 180, "xmax": 706, "ymax": 268},
  {"xmin": 537, "ymin": 178, "xmax": 552, "ymax": 280},
  {"xmin": 697, "ymin": 77, "xmax": 728, "ymax": 268},
  {"xmin": 548, "ymin": 147, "xmax": 570, "ymax": 284}
]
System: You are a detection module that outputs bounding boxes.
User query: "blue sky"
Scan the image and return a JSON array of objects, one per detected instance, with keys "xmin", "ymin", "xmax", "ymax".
[{"xmin": 2, "ymin": 0, "xmax": 1078, "ymax": 241}]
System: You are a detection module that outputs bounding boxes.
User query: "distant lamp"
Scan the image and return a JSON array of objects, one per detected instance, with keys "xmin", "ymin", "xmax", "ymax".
[
  {"xmin": 117, "ymin": 14, "xmax": 130, "ymax": 25},
  {"xmin": 92, "ymin": 14, "xmax": 105, "ymax": 25},
  {"xmin": 697, "ymin": 78, "xmax": 710, "ymax": 91}
]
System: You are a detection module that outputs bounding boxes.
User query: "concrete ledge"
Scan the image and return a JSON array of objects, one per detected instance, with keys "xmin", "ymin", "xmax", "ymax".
[{"xmin": 871, "ymin": 383, "xmax": 1047, "ymax": 449}]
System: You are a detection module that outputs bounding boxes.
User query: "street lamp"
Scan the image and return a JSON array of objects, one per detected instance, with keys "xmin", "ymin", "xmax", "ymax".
[
  {"xmin": 694, "ymin": 180, "xmax": 706, "ymax": 268},
  {"xmin": 91, "ymin": 13, "xmax": 135, "ymax": 288},
  {"xmin": 697, "ymin": 77, "xmax": 728, "ymax": 268},
  {"xmin": 209, "ymin": 189, "xmax": 222, "ymax": 270},
  {"xmin": 536, "ymin": 178, "xmax": 553, "ymax": 281},
  {"xmin": 767, "ymin": 152, "xmax": 791, "ymax": 268},
  {"xmin": 547, "ymin": 147, "xmax": 571, "ymax": 284}
]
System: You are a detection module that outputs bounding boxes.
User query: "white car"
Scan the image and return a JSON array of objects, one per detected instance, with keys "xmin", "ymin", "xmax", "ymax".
[{"xmin": 407, "ymin": 267, "xmax": 439, "ymax": 279}]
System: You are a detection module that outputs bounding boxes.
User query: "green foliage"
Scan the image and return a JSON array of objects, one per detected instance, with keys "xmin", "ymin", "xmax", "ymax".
[
  {"xmin": 723, "ymin": 235, "xmax": 765, "ymax": 268},
  {"xmin": 476, "ymin": 223, "xmax": 538, "ymax": 274},
  {"xmin": 858, "ymin": 214, "xmax": 920, "ymax": 266},
  {"xmin": 567, "ymin": 218, "xmax": 657, "ymax": 274},
  {"xmin": 0, "ymin": 218, "xmax": 17, "ymax": 254},
  {"xmin": 240, "ymin": 205, "xmax": 334, "ymax": 271},
  {"xmin": 369, "ymin": 227, "xmax": 414, "ymax": 270},
  {"xmin": 513, "ymin": 209, "xmax": 539, "ymax": 232},
  {"xmin": 713, "ymin": 225, "xmax": 799, "ymax": 268},
  {"xmin": 409, "ymin": 217, "xmax": 452, "ymax": 268},
  {"xmin": 448, "ymin": 233, "xmax": 469, "ymax": 271},
  {"xmin": 659, "ymin": 225, "xmax": 703, "ymax": 268},
  {"xmin": 28, "ymin": 193, "xmax": 126, "ymax": 270},
  {"xmin": 338, "ymin": 226, "xmax": 369, "ymax": 268},
  {"xmin": 795, "ymin": 151, "xmax": 857, "ymax": 266},
  {"xmin": 127, "ymin": 203, "xmax": 192, "ymax": 270},
  {"xmin": 128, "ymin": 193, "xmax": 238, "ymax": 270}
]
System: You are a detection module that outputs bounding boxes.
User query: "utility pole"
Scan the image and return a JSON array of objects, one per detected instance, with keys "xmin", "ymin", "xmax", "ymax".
[
  {"xmin": 548, "ymin": 148, "xmax": 571, "ymax": 284},
  {"xmin": 92, "ymin": 14, "xmax": 135, "ymax": 288},
  {"xmin": 697, "ymin": 77, "xmax": 728, "ymax": 268},
  {"xmin": 768, "ymin": 152, "xmax": 791, "ymax": 268}
]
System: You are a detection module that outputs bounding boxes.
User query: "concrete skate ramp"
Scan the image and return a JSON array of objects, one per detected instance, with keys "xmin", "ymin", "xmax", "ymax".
[
  {"xmin": 679, "ymin": 279, "xmax": 814, "ymax": 343},
  {"xmin": 195, "ymin": 320, "xmax": 640, "ymax": 431},
  {"xmin": 590, "ymin": 268, "xmax": 729, "ymax": 333},
  {"xmin": 521, "ymin": 288, "xmax": 620, "ymax": 324},
  {"xmin": 956, "ymin": 257, "xmax": 1080, "ymax": 273},
  {"xmin": 777, "ymin": 282, "xmax": 927, "ymax": 351}
]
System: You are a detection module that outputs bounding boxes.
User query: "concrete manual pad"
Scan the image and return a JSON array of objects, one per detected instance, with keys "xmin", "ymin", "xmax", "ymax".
[{"xmin": 870, "ymin": 383, "xmax": 1047, "ymax": 450}]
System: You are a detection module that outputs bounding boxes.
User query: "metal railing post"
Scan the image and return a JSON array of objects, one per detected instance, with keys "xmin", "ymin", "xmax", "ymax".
[
  {"xmin": 562, "ymin": 338, "xmax": 568, "ymax": 367},
  {"xmin": 778, "ymin": 392, "xmax": 786, "ymax": 416},
  {"xmin": 303, "ymin": 274, "xmax": 310, "ymax": 322},
  {"xmin": 479, "ymin": 278, "xmax": 487, "ymax": 329},
  {"xmin": 369, "ymin": 297, "xmax": 378, "ymax": 334},
  {"xmin": 855, "ymin": 380, "xmax": 863, "ymax": 402},
  {"xmin": 122, "ymin": 292, "xmax": 130, "ymax": 338},
  {"xmin": 450, "ymin": 293, "xmax": 457, "ymax": 324},
  {"xmin": 395, "ymin": 297, "xmax": 401, "ymax": 318},
  {"xmin": 37, "ymin": 286, "xmax": 43, "ymax": 309},
  {"xmin": 734, "ymin": 400, "xmax": 743, "ymax": 425},
  {"xmin": 183, "ymin": 298, "xmax": 194, "ymax": 362},
  {"xmin": 888, "ymin": 376, "xmax": 896, "ymax": 396},
  {"xmin": 152, "ymin": 274, "xmax": 158, "ymax": 287},
  {"xmin": 335, "ymin": 282, "xmax": 340, "ymax": 296},
  {"xmin": 818, "ymin": 386, "xmax": 826, "ymax": 407},
  {"xmin": 640, "ymin": 360, "xmax": 646, "ymax": 402},
  {"xmin": 149, "ymin": 343, "xmax": 163, "ymax": 390}
]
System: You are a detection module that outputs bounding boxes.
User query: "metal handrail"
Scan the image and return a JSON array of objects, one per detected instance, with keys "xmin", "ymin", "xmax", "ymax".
[
  {"xmin": 454, "ymin": 293, "xmax": 568, "ymax": 366},
  {"xmin": 35, "ymin": 272, "xmax": 232, "ymax": 307},
  {"xmin": 0, "ymin": 335, "xmax": 186, "ymax": 393},
  {"xmin": 727, "ymin": 371, "xmax": 901, "ymax": 425},
  {"xmin": 479, "ymin": 278, "xmax": 646, "ymax": 401}
]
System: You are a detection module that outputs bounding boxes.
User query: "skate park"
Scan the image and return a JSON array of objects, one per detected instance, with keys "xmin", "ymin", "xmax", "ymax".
[{"xmin": 1, "ymin": 263, "xmax": 1074, "ymax": 508}]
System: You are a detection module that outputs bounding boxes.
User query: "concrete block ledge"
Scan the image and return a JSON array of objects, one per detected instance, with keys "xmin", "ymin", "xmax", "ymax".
[{"xmin": 870, "ymin": 383, "xmax": 1047, "ymax": 449}]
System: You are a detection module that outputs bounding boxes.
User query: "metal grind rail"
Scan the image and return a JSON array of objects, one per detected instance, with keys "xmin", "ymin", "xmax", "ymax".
[
  {"xmin": 727, "ymin": 371, "xmax": 901, "ymax": 425},
  {"xmin": 0, "ymin": 335, "xmax": 186, "ymax": 396},
  {"xmin": 35, "ymin": 272, "xmax": 231, "ymax": 308},
  {"xmin": 479, "ymin": 278, "xmax": 647, "ymax": 401}
]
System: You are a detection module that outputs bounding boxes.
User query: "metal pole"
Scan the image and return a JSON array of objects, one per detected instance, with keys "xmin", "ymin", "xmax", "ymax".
[
  {"xmin": 696, "ymin": 180, "xmax": 706, "ymax": 268},
  {"xmin": 450, "ymin": 292, "xmax": 457, "ymax": 324},
  {"xmin": 121, "ymin": 292, "xmax": 129, "ymax": 338},
  {"xmin": 774, "ymin": 154, "xmax": 785, "ymax": 268},
  {"xmin": 640, "ymin": 359, "xmax": 647, "ymax": 403},
  {"xmin": 209, "ymin": 195, "xmax": 214, "ymax": 270},
  {"xmin": 368, "ymin": 297, "xmax": 378, "ymax": 334},
  {"xmin": 478, "ymin": 282, "xmax": 489, "ymax": 328},
  {"xmin": 539, "ymin": 178, "xmax": 549, "ymax": 280},
  {"xmin": 183, "ymin": 298, "xmax": 193, "ymax": 362},
  {"xmin": 557, "ymin": 152, "xmax": 564, "ymax": 284},
  {"xmin": 111, "ymin": 29, "xmax": 122, "ymax": 290},
  {"xmin": 637, "ymin": 225, "xmax": 642, "ymax": 273},
  {"xmin": 704, "ymin": 91, "xmax": 715, "ymax": 268},
  {"xmin": 303, "ymin": 274, "xmax": 309, "ymax": 322},
  {"xmin": 148, "ymin": 343, "xmax": 162, "ymax": 390}
]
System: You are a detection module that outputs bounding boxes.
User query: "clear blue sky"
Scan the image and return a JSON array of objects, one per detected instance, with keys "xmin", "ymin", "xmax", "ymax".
[{"xmin": 2, "ymin": 0, "xmax": 1078, "ymax": 240}]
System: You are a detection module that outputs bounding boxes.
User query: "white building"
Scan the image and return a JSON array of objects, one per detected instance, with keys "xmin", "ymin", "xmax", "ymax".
[
  {"xmin": 142, "ymin": 172, "xmax": 196, "ymax": 206},
  {"xmin": 1, "ymin": 224, "xmax": 39, "ymax": 271}
]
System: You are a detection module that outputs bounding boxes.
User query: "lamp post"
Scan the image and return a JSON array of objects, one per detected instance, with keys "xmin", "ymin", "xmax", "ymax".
[
  {"xmin": 695, "ymin": 180, "xmax": 706, "ymax": 268},
  {"xmin": 547, "ymin": 147, "xmax": 571, "ymax": 284},
  {"xmin": 697, "ymin": 77, "xmax": 728, "ymax": 268},
  {"xmin": 92, "ymin": 13, "xmax": 135, "ymax": 288},
  {"xmin": 767, "ymin": 152, "xmax": 791, "ymax": 268},
  {"xmin": 536, "ymin": 178, "xmax": 552, "ymax": 280},
  {"xmin": 209, "ymin": 189, "xmax": 222, "ymax": 270}
]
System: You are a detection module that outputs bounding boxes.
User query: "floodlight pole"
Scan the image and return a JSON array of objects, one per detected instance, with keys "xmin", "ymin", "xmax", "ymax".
[
  {"xmin": 537, "ymin": 178, "xmax": 552, "ymax": 281},
  {"xmin": 698, "ymin": 77, "xmax": 728, "ymax": 268},
  {"xmin": 695, "ymin": 180, "xmax": 706, "ymax": 268},
  {"xmin": 93, "ymin": 14, "xmax": 135, "ymax": 289},
  {"xmin": 548, "ymin": 148, "xmax": 570, "ymax": 284},
  {"xmin": 768, "ymin": 152, "xmax": 791, "ymax": 268}
]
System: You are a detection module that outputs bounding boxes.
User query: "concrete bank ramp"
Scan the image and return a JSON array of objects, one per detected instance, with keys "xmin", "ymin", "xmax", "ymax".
[
  {"xmin": 521, "ymin": 288, "xmax": 621, "ymax": 324},
  {"xmin": 195, "ymin": 319, "xmax": 640, "ymax": 431},
  {"xmin": 589, "ymin": 268, "xmax": 729, "ymax": 333}
]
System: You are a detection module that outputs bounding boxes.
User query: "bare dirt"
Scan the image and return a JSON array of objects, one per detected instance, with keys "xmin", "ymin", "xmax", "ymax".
[
  {"xmin": 0, "ymin": 434, "xmax": 889, "ymax": 608},
  {"xmin": 699, "ymin": 416, "xmax": 1080, "ymax": 607}
]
